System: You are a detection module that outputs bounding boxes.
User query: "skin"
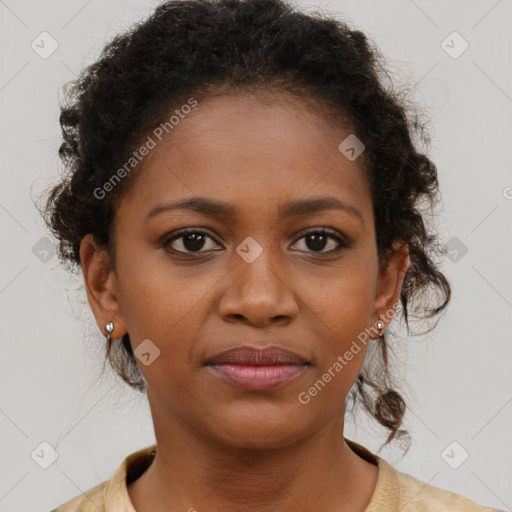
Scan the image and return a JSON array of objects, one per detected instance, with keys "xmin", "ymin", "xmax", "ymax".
[{"xmin": 80, "ymin": 89, "xmax": 409, "ymax": 512}]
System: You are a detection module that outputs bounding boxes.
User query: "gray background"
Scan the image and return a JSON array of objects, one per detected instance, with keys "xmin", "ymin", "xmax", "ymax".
[{"xmin": 0, "ymin": 0, "xmax": 511, "ymax": 510}]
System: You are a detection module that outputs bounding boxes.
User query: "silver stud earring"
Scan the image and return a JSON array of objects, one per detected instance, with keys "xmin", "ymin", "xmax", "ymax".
[
  {"xmin": 105, "ymin": 321, "xmax": 114, "ymax": 342},
  {"xmin": 376, "ymin": 320, "xmax": 384, "ymax": 339}
]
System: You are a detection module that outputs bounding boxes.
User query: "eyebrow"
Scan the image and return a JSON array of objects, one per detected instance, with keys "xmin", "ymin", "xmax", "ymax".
[{"xmin": 146, "ymin": 196, "xmax": 364, "ymax": 224}]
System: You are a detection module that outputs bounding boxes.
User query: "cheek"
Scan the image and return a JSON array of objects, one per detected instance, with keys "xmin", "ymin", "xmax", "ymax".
[
  {"xmin": 115, "ymin": 247, "xmax": 215, "ymax": 341},
  {"xmin": 298, "ymin": 290, "xmax": 374, "ymax": 411},
  {"xmin": 114, "ymin": 249, "xmax": 222, "ymax": 393},
  {"xmin": 306, "ymin": 266, "xmax": 376, "ymax": 380},
  {"xmin": 309, "ymin": 264, "xmax": 376, "ymax": 335}
]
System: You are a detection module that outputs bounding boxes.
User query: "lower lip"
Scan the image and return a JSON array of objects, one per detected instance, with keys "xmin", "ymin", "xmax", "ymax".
[{"xmin": 208, "ymin": 364, "xmax": 306, "ymax": 391}]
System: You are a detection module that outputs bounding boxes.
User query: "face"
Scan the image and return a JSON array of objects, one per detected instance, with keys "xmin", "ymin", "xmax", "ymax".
[{"xmin": 81, "ymin": 90, "xmax": 409, "ymax": 449}]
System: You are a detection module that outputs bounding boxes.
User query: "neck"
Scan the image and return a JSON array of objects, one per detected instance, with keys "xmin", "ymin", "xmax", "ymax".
[{"xmin": 128, "ymin": 402, "xmax": 378, "ymax": 512}]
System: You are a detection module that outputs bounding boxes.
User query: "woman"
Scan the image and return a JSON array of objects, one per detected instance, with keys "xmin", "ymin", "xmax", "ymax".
[{"xmin": 40, "ymin": 0, "xmax": 502, "ymax": 510}]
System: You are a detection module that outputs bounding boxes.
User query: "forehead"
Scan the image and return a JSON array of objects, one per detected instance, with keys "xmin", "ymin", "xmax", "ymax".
[{"xmin": 117, "ymin": 90, "xmax": 372, "ymax": 226}]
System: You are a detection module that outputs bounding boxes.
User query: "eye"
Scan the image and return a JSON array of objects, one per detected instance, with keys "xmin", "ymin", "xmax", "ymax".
[
  {"xmin": 160, "ymin": 227, "xmax": 353, "ymax": 257},
  {"xmin": 291, "ymin": 228, "xmax": 353, "ymax": 255},
  {"xmin": 162, "ymin": 228, "xmax": 221, "ymax": 254}
]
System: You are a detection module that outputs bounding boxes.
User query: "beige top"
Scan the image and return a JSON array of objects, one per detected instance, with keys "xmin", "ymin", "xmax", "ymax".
[{"xmin": 51, "ymin": 438, "xmax": 503, "ymax": 511}]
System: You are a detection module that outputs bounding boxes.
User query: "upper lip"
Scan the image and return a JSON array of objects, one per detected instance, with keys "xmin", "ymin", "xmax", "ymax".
[{"xmin": 206, "ymin": 345, "xmax": 308, "ymax": 366}]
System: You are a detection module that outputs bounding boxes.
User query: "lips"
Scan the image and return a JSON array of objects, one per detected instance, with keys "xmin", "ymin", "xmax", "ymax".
[
  {"xmin": 205, "ymin": 345, "xmax": 309, "ymax": 391},
  {"xmin": 205, "ymin": 345, "xmax": 308, "ymax": 366}
]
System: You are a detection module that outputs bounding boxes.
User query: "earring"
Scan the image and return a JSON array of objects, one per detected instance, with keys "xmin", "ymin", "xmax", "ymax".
[
  {"xmin": 376, "ymin": 320, "xmax": 384, "ymax": 339},
  {"xmin": 105, "ymin": 321, "xmax": 114, "ymax": 342}
]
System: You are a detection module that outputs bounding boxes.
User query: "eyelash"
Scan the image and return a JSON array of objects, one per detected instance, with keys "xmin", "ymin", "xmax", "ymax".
[{"xmin": 160, "ymin": 227, "xmax": 354, "ymax": 257}]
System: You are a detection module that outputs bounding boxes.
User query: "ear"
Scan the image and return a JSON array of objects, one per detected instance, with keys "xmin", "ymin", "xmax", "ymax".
[
  {"xmin": 372, "ymin": 240, "xmax": 410, "ymax": 329},
  {"xmin": 79, "ymin": 234, "xmax": 127, "ymax": 340}
]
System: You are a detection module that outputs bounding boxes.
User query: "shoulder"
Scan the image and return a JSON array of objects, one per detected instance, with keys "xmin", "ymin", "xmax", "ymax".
[
  {"xmin": 49, "ymin": 443, "xmax": 157, "ymax": 512},
  {"xmin": 49, "ymin": 480, "xmax": 108, "ymax": 512},
  {"xmin": 394, "ymin": 467, "xmax": 503, "ymax": 511},
  {"xmin": 345, "ymin": 438, "xmax": 497, "ymax": 511}
]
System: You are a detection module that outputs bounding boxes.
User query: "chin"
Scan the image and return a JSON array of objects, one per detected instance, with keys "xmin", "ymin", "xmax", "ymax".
[{"xmin": 204, "ymin": 406, "xmax": 313, "ymax": 450}]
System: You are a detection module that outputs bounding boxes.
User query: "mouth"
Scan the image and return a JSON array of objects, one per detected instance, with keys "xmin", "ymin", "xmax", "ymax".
[{"xmin": 205, "ymin": 345, "xmax": 309, "ymax": 391}]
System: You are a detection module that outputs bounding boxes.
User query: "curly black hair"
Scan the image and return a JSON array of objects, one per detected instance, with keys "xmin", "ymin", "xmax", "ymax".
[{"xmin": 36, "ymin": 0, "xmax": 451, "ymax": 451}]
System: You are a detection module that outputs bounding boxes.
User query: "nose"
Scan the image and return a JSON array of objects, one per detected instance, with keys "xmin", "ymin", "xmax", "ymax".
[{"xmin": 217, "ymin": 248, "xmax": 299, "ymax": 328}]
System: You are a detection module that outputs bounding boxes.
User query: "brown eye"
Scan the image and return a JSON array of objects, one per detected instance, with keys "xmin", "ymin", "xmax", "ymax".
[
  {"xmin": 163, "ymin": 229, "xmax": 220, "ymax": 254},
  {"xmin": 292, "ymin": 229, "xmax": 353, "ymax": 255}
]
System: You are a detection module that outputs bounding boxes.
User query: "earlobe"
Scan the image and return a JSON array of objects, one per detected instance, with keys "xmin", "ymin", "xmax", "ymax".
[{"xmin": 79, "ymin": 234, "xmax": 127, "ymax": 338}]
